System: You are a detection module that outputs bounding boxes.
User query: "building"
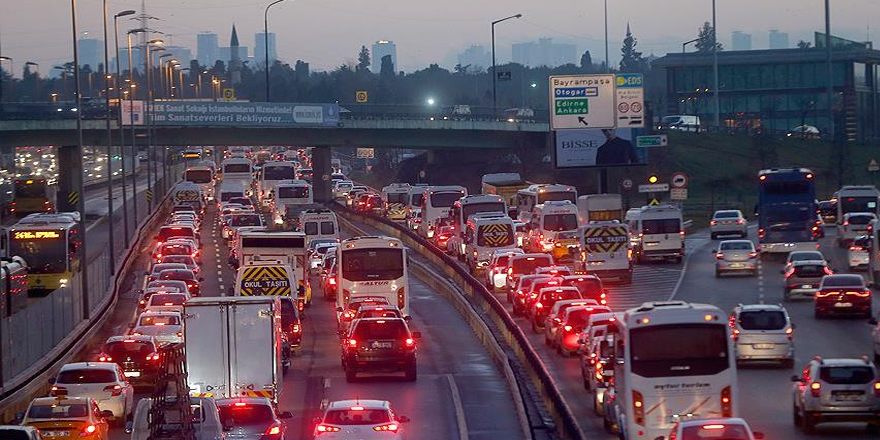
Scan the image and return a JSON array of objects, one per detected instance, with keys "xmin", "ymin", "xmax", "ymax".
[
  {"xmin": 731, "ymin": 31, "xmax": 752, "ymax": 51},
  {"xmin": 255, "ymin": 32, "xmax": 277, "ymax": 67},
  {"xmin": 457, "ymin": 45, "xmax": 490, "ymax": 71},
  {"xmin": 77, "ymin": 38, "xmax": 102, "ymax": 71},
  {"xmin": 165, "ymin": 46, "xmax": 192, "ymax": 66},
  {"xmin": 229, "ymin": 25, "xmax": 242, "ymax": 85},
  {"xmin": 769, "ymin": 30, "xmax": 789, "ymax": 49},
  {"xmin": 371, "ymin": 40, "xmax": 397, "ymax": 73},
  {"xmin": 652, "ymin": 33, "xmax": 880, "ymax": 142},
  {"xmin": 197, "ymin": 32, "xmax": 219, "ymax": 66},
  {"xmin": 511, "ymin": 38, "xmax": 576, "ymax": 68}
]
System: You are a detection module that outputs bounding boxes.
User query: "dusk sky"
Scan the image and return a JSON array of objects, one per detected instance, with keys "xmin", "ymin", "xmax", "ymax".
[{"xmin": 0, "ymin": 0, "xmax": 877, "ymax": 74}]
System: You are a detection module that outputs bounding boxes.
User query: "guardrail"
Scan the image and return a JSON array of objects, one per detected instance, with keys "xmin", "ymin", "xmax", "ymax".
[{"xmin": 331, "ymin": 203, "xmax": 586, "ymax": 440}]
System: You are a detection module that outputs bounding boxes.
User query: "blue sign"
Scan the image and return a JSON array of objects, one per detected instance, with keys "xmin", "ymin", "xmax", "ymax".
[
  {"xmin": 149, "ymin": 101, "xmax": 340, "ymax": 127},
  {"xmin": 554, "ymin": 87, "xmax": 598, "ymax": 98}
]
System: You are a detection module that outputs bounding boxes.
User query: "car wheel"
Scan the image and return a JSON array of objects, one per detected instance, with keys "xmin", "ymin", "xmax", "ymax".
[
  {"xmin": 802, "ymin": 413, "xmax": 816, "ymax": 434},
  {"xmin": 814, "ymin": 309, "xmax": 823, "ymax": 319},
  {"xmin": 583, "ymin": 373, "xmax": 591, "ymax": 390},
  {"xmin": 593, "ymin": 394, "xmax": 602, "ymax": 416},
  {"xmin": 345, "ymin": 367, "xmax": 357, "ymax": 383},
  {"xmin": 404, "ymin": 362, "xmax": 418, "ymax": 382},
  {"xmin": 783, "ymin": 291, "xmax": 791, "ymax": 302},
  {"xmin": 715, "ymin": 269, "xmax": 721, "ymax": 278},
  {"xmin": 793, "ymin": 404, "xmax": 803, "ymax": 427}
]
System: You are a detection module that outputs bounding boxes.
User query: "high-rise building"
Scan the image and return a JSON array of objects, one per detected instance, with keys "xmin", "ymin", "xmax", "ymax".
[
  {"xmin": 731, "ymin": 31, "xmax": 752, "ymax": 51},
  {"xmin": 255, "ymin": 32, "xmax": 277, "ymax": 67},
  {"xmin": 371, "ymin": 40, "xmax": 397, "ymax": 73},
  {"xmin": 769, "ymin": 29, "xmax": 789, "ymax": 49},
  {"xmin": 511, "ymin": 38, "xmax": 576, "ymax": 68},
  {"xmin": 457, "ymin": 45, "xmax": 490, "ymax": 71},
  {"xmin": 77, "ymin": 38, "xmax": 103, "ymax": 71},
  {"xmin": 197, "ymin": 32, "xmax": 219, "ymax": 66}
]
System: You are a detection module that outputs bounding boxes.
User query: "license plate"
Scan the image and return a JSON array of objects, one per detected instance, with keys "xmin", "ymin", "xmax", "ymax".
[
  {"xmin": 801, "ymin": 284, "xmax": 812, "ymax": 289},
  {"xmin": 834, "ymin": 393, "xmax": 863, "ymax": 401},
  {"xmin": 835, "ymin": 302, "xmax": 853, "ymax": 308},
  {"xmin": 729, "ymin": 263, "xmax": 744, "ymax": 268},
  {"xmin": 44, "ymin": 431, "xmax": 70, "ymax": 438},
  {"xmin": 370, "ymin": 341, "xmax": 393, "ymax": 349},
  {"xmin": 124, "ymin": 371, "xmax": 141, "ymax": 377},
  {"xmin": 753, "ymin": 344, "xmax": 774, "ymax": 350}
]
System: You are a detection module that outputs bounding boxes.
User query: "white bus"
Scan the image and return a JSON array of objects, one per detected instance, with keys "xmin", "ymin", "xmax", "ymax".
[
  {"xmin": 336, "ymin": 236, "xmax": 409, "ymax": 318},
  {"xmin": 271, "ymin": 180, "xmax": 313, "ymax": 227},
  {"xmin": 609, "ymin": 301, "xmax": 736, "ymax": 440},
  {"xmin": 449, "ymin": 194, "xmax": 506, "ymax": 258},
  {"xmin": 417, "ymin": 186, "xmax": 467, "ymax": 239},
  {"xmin": 220, "ymin": 157, "xmax": 254, "ymax": 189},
  {"xmin": 183, "ymin": 166, "xmax": 216, "ymax": 201},
  {"xmin": 577, "ymin": 194, "xmax": 623, "ymax": 225},
  {"xmin": 836, "ymin": 185, "xmax": 880, "ymax": 223},
  {"xmin": 257, "ymin": 161, "xmax": 297, "ymax": 206},
  {"xmin": 516, "ymin": 184, "xmax": 577, "ymax": 223}
]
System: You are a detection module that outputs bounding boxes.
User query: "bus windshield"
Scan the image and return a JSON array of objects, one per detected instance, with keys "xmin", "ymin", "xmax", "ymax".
[
  {"xmin": 642, "ymin": 218, "xmax": 681, "ymax": 234},
  {"xmin": 263, "ymin": 166, "xmax": 296, "ymax": 181},
  {"xmin": 430, "ymin": 191, "xmax": 465, "ymax": 208},
  {"xmin": 278, "ymin": 186, "xmax": 309, "ymax": 199},
  {"xmin": 10, "ymin": 234, "xmax": 67, "ymax": 273},
  {"xmin": 761, "ymin": 181, "xmax": 811, "ymax": 196},
  {"xmin": 463, "ymin": 202, "xmax": 506, "ymax": 221},
  {"xmin": 341, "ymin": 248, "xmax": 404, "ymax": 281},
  {"xmin": 537, "ymin": 191, "xmax": 575, "ymax": 204},
  {"xmin": 14, "ymin": 180, "xmax": 46, "ymax": 198},
  {"xmin": 629, "ymin": 323, "xmax": 729, "ymax": 377},
  {"xmin": 386, "ymin": 193, "xmax": 408, "ymax": 204},
  {"xmin": 840, "ymin": 196, "xmax": 878, "ymax": 214},
  {"xmin": 184, "ymin": 170, "xmax": 213, "ymax": 183},
  {"xmin": 224, "ymin": 163, "xmax": 251, "ymax": 173},
  {"xmin": 763, "ymin": 206, "xmax": 812, "ymax": 224}
]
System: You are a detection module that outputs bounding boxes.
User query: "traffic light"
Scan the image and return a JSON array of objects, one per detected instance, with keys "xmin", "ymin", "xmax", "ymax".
[{"xmin": 647, "ymin": 174, "xmax": 660, "ymax": 184}]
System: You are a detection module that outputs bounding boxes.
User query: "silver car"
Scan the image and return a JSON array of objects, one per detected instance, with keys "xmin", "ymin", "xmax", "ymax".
[
  {"xmin": 710, "ymin": 209, "xmax": 748, "ymax": 239},
  {"xmin": 848, "ymin": 235, "xmax": 871, "ymax": 271},
  {"xmin": 783, "ymin": 260, "xmax": 831, "ymax": 300},
  {"xmin": 792, "ymin": 358, "xmax": 880, "ymax": 434},
  {"xmin": 714, "ymin": 240, "xmax": 758, "ymax": 276},
  {"xmin": 730, "ymin": 304, "xmax": 794, "ymax": 367}
]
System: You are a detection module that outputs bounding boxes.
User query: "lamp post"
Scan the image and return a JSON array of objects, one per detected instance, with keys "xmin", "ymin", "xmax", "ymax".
[
  {"xmin": 491, "ymin": 13, "xmax": 522, "ymax": 117},
  {"xmin": 70, "ymin": 0, "xmax": 91, "ymax": 317},
  {"xmin": 102, "ymin": 0, "xmax": 127, "ymax": 272},
  {"xmin": 264, "ymin": 0, "xmax": 287, "ymax": 101},
  {"xmin": 825, "ymin": 0, "xmax": 834, "ymax": 141},
  {"xmin": 23, "ymin": 61, "xmax": 39, "ymax": 98},
  {"xmin": 177, "ymin": 66, "xmax": 189, "ymax": 99},
  {"xmin": 145, "ymin": 39, "xmax": 164, "ymax": 209},
  {"xmin": 603, "ymin": 0, "xmax": 609, "ymax": 72},
  {"xmin": 682, "ymin": 38, "xmax": 700, "ymax": 54},
  {"xmin": 711, "ymin": 0, "xmax": 720, "ymax": 127},
  {"xmin": 158, "ymin": 53, "xmax": 172, "ymax": 98},
  {"xmin": 113, "ymin": 9, "xmax": 136, "ymax": 247},
  {"xmin": 127, "ymin": 28, "xmax": 148, "ymax": 223}
]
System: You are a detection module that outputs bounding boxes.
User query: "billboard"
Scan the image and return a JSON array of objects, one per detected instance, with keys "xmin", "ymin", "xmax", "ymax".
[
  {"xmin": 121, "ymin": 101, "xmax": 341, "ymax": 127},
  {"xmin": 554, "ymin": 128, "xmax": 645, "ymax": 168}
]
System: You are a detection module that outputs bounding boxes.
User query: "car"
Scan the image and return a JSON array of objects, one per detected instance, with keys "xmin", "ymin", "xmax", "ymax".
[
  {"xmin": 792, "ymin": 357, "xmax": 880, "ymax": 434},
  {"xmin": 783, "ymin": 250, "xmax": 828, "ymax": 272},
  {"xmin": 158, "ymin": 254, "xmax": 199, "ymax": 274},
  {"xmin": 49, "ymin": 362, "xmax": 134, "ymax": 425},
  {"xmin": 157, "ymin": 268, "xmax": 202, "ymax": 297},
  {"xmin": 513, "ymin": 221, "xmax": 528, "ymax": 248},
  {"xmin": 730, "ymin": 304, "xmax": 795, "ymax": 367},
  {"xmin": 485, "ymin": 249, "xmax": 525, "ymax": 291},
  {"xmin": 321, "ymin": 261, "xmax": 339, "ymax": 300},
  {"xmin": 153, "ymin": 241, "xmax": 199, "ymax": 265},
  {"xmin": 22, "ymin": 397, "xmax": 111, "ymax": 439},
  {"xmin": 543, "ymin": 299, "xmax": 600, "ymax": 347},
  {"xmin": 96, "ymin": 335, "xmax": 163, "ymax": 390},
  {"xmin": 309, "ymin": 243, "xmax": 337, "ymax": 273},
  {"xmin": 156, "ymin": 224, "xmax": 200, "ymax": 247},
  {"xmin": 314, "ymin": 400, "xmax": 410, "ymax": 439},
  {"xmin": 849, "ymin": 235, "xmax": 871, "ymax": 271},
  {"xmin": 710, "ymin": 209, "xmax": 748, "ymax": 239},
  {"xmin": 787, "ymin": 124, "xmax": 820, "ymax": 138},
  {"xmin": 559, "ymin": 275, "xmax": 607, "ymax": 306},
  {"xmin": 668, "ymin": 417, "xmax": 764, "ymax": 439},
  {"xmin": 341, "ymin": 317, "xmax": 420, "ymax": 382},
  {"xmin": 146, "ymin": 263, "xmax": 188, "ymax": 283},
  {"xmin": 433, "ymin": 225, "xmax": 455, "ymax": 252},
  {"xmin": 584, "ymin": 333, "xmax": 615, "ymax": 413},
  {"xmin": 131, "ymin": 311, "xmax": 183, "ymax": 344},
  {"xmin": 137, "ymin": 286, "xmax": 182, "ymax": 310},
  {"xmin": 784, "ymin": 260, "xmax": 832, "ymax": 300},
  {"xmin": 839, "ymin": 212, "xmax": 877, "ymax": 247},
  {"xmin": 554, "ymin": 305, "xmax": 611, "ymax": 356},
  {"xmin": 0, "ymin": 425, "xmax": 43, "ymax": 440},
  {"xmin": 279, "ymin": 297, "xmax": 302, "ymax": 353},
  {"xmin": 145, "ymin": 280, "xmax": 191, "ymax": 297},
  {"xmin": 128, "ymin": 396, "xmax": 224, "ymax": 440},
  {"xmin": 505, "ymin": 253, "xmax": 554, "ymax": 292},
  {"xmin": 714, "ymin": 240, "xmax": 758, "ymax": 277},
  {"xmin": 814, "ymin": 274, "xmax": 872, "ymax": 318},
  {"xmin": 528, "ymin": 286, "xmax": 582, "ymax": 332},
  {"xmin": 337, "ymin": 296, "xmax": 391, "ymax": 332},
  {"xmin": 144, "ymin": 292, "xmax": 188, "ymax": 314},
  {"xmin": 510, "ymin": 274, "xmax": 552, "ymax": 312},
  {"xmin": 818, "ymin": 200, "xmax": 838, "ymax": 224},
  {"xmin": 215, "ymin": 397, "xmax": 292, "ymax": 440},
  {"xmin": 533, "ymin": 265, "xmax": 573, "ymax": 278},
  {"xmin": 520, "ymin": 277, "xmax": 563, "ymax": 317}
]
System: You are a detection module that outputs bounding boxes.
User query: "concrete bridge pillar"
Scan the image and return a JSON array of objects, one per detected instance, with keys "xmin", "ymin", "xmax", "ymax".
[
  {"xmin": 311, "ymin": 146, "xmax": 332, "ymax": 203},
  {"xmin": 57, "ymin": 145, "xmax": 84, "ymax": 213}
]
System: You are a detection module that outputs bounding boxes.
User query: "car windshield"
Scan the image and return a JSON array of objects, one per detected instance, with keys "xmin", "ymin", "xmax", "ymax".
[
  {"xmin": 511, "ymin": 256, "xmax": 552, "ymax": 274},
  {"xmin": 159, "ymin": 270, "xmax": 195, "ymax": 280},
  {"xmin": 150, "ymin": 294, "xmax": 186, "ymax": 305},
  {"xmin": 323, "ymin": 409, "xmax": 391, "ymax": 425},
  {"xmin": 720, "ymin": 242, "xmax": 753, "ymax": 251},
  {"xmin": 738, "ymin": 311, "xmax": 787, "ymax": 330},
  {"xmin": 793, "ymin": 264, "xmax": 826, "ymax": 277},
  {"xmin": 543, "ymin": 214, "xmax": 578, "ymax": 232},
  {"xmin": 27, "ymin": 403, "xmax": 90, "ymax": 419},
  {"xmin": 162, "ymin": 256, "xmax": 194, "ymax": 265},
  {"xmin": 790, "ymin": 251, "xmax": 824, "ymax": 262},
  {"xmin": 138, "ymin": 314, "xmax": 180, "ymax": 326},
  {"xmin": 224, "ymin": 163, "xmax": 251, "ymax": 173},
  {"xmin": 820, "ymin": 366, "xmax": 876, "ymax": 384},
  {"xmin": 152, "ymin": 264, "xmax": 185, "ymax": 275},
  {"xmin": 680, "ymin": 424, "xmax": 751, "ymax": 440},
  {"xmin": 848, "ymin": 214, "xmax": 874, "ymax": 225},
  {"xmin": 159, "ymin": 227, "xmax": 194, "ymax": 241},
  {"xmin": 713, "ymin": 211, "xmax": 740, "ymax": 219},
  {"xmin": 822, "ymin": 275, "xmax": 864, "ymax": 288},
  {"xmin": 358, "ymin": 309, "xmax": 402, "ymax": 319},
  {"xmin": 352, "ymin": 320, "xmax": 407, "ymax": 340},
  {"xmin": 562, "ymin": 278, "xmax": 602, "ymax": 297},
  {"xmin": 231, "ymin": 215, "xmax": 262, "ymax": 226},
  {"xmin": 565, "ymin": 309, "xmax": 592, "ymax": 327},
  {"xmin": 57, "ymin": 369, "xmax": 116, "ymax": 384},
  {"xmin": 218, "ymin": 403, "xmax": 274, "ymax": 425},
  {"xmin": 185, "ymin": 169, "xmax": 213, "ymax": 183},
  {"xmin": 105, "ymin": 341, "xmax": 155, "ymax": 357}
]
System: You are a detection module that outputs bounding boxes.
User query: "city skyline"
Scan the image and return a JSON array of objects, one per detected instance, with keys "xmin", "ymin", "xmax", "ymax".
[{"xmin": 1, "ymin": 0, "xmax": 877, "ymax": 76}]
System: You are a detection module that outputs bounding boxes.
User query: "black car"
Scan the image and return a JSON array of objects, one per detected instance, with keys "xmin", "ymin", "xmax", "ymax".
[
  {"xmin": 341, "ymin": 317, "xmax": 420, "ymax": 382},
  {"xmin": 280, "ymin": 297, "xmax": 302, "ymax": 352},
  {"xmin": 97, "ymin": 335, "xmax": 162, "ymax": 390},
  {"xmin": 215, "ymin": 397, "xmax": 291, "ymax": 440},
  {"xmin": 814, "ymin": 274, "xmax": 872, "ymax": 318}
]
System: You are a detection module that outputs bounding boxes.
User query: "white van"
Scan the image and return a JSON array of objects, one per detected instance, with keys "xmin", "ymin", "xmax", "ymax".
[
  {"xmin": 417, "ymin": 185, "xmax": 467, "ymax": 239},
  {"xmin": 464, "ymin": 212, "xmax": 516, "ymax": 271},
  {"xmin": 382, "ymin": 183, "xmax": 412, "ymax": 222},
  {"xmin": 525, "ymin": 201, "xmax": 579, "ymax": 253},
  {"xmin": 658, "ymin": 114, "xmax": 701, "ymax": 132},
  {"xmin": 217, "ymin": 182, "xmax": 247, "ymax": 207},
  {"xmin": 183, "ymin": 166, "xmax": 215, "ymax": 201},
  {"xmin": 631, "ymin": 204, "xmax": 684, "ymax": 263},
  {"xmin": 257, "ymin": 161, "xmax": 297, "ymax": 207},
  {"xmin": 577, "ymin": 194, "xmax": 623, "ymax": 224},
  {"xmin": 271, "ymin": 180, "xmax": 313, "ymax": 226},
  {"xmin": 579, "ymin": 221, "xmax": 633, "ymax": 284},
  {"xmin": 220, "ymin": 157, "xmax": 254, "ymax": 189},
  {"xmin": 449, "ymin": 194, "xmax": 507, "ymax": 258},
  {"xmin": 299, "ymin": 209, "xmax": 339, "ymax": 246},
  {"xmin": 406, "ymin": 184, "xmax": 428, "ymax": 231}
]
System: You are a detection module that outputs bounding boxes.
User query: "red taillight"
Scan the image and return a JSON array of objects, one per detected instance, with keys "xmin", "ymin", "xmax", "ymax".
[
  {"xmin": 823, "ymin": 266, "xmax": 834, "ymax": 276},
  {"xmin": 372, "ymin": 423, "xmax": 400, "ymax": 433},
  {"xmin": 397, "ymin": 287, "xmax": 406, "ymax": 309},
  {"xmin": 316, "ymin": 424, "xmax": 341, "ymax": 434},
  {"xmin": 847, "ymin": 290, "xmax": 872, "ymax": 298},
  {"xmin": 731, "ymin": 328, "xmax": 740, "ymax": 341},
  {"xmin": 710, "ymin": 220, "xmax": 717, "ymax": 226},
  {"xmin": 265, "ymin": 423, "xmax": 282, "ymax": 436},
  {"xmin": 748, "ymin": 251, "xmax": 758, "ymax": 258},
  {"xmin": 147, "ymin": 353, "xmax": 160, "ymax": 361},
  {"xmin": 721, "ymin": 386, "xmax": 732, "ymax": 416},
  {"xmin": 633, "ymin": 390, "xmax": 644, "ymax": 425},
  {"xmin": 810, "ymin": 381, "xmax": 821, "ymax": 397},
  {"xmin": 784, "ymin": 268, "xmax": 795, "ymax": 278},
  {"xmin": 80, "ymin": 424, "xmax": 98, "ymax": 436},
  {"xmin": 405, "ymin": 337, "xmax": 415, "ymax": 347},
  {"xmin": 851, "ymin": 246, "xmax": 864, "ymax": 252},
  {"xmin": 104, "ymin": 384, "xmax": 123, "ymax": 396},
  {"xmin": 348, "ymin": 339, "xmax": 358, "ymax": 348},
  {"xmin": 328, "ymin": 278, "xmax": 337, "ymax": 285},
  {"xmin": 815, "ymin": 290, "xmax": 836, "ymax": 298},
  {"xmin": 715, "ymin": 252, "xmax": 724, "ymax": 260},
  {"xmin": 758, "ymin": 228, "xmax": 765, "ymax": 238},
  {"xmin": 563, "ymin": 325, "xmax": 573, "ymax": 332},
  {"xmin": 98, "ymin": 354, "xmax": 112, "ymax": 362},
  {"xmin": 874, "ymin": 382, "xmax": 880, "ymax": 397},
  {"xmin": 535, "ymin": 302, "xmax": 543, "ymax": 309},
  {"xmin": 737, "ymin": 218, "xmax": 744, "ymax": 225},
  {"xmin": 845, "ymin": 221, "xmax": 850, "ymax": 226},
  {"xmin": 786, "ymin": 327, "xmax": 794, "ymax": 341},
  {"xmin": 292, "ymin": 324, "xmax": 301, "ymax": 333}
]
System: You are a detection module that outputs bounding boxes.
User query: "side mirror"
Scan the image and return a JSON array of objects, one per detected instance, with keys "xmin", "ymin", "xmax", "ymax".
[
  {"xmin": 13, "ymin": 412, "xmax": 24, "ymax": 424},
  {"xmin": 753, "ymin": 432, "xmax": 765, "ymax": 440},
  {"xmin": 199, "ymin": 277, "xmax": 205, "ymax": 282},
  {"xmin": 791, "ymin": 375, "xmax": 802, "ymax": 382},
  {"xmin": 780, "ymin": 269, "xmax": 785, "ymax": 274},
  {"xmin": 412, "ymin": 331, "xmax": 422, "ymax": 339},
  {"xmin": 791, "ymin": 322, "xmax": 797, "ymax": 329},
  {"xmin": 279, "ymin": 411, "xmax": 293, "ymax": 419},
  {"xmin": 398, "ymin": 415, "xmax": 411, "ymax": 423},
  {"xmin": 101, "ymin": 410, "xmax": 114, "ymax": 419}
]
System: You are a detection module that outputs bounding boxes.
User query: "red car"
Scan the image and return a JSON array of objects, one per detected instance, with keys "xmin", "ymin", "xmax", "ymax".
[{"xmin": 814, "ymin": 274, "xmax": 871, "ymax": 318}]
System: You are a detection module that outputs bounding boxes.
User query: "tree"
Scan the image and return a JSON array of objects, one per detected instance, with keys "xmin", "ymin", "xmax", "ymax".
[
  {"xmin": 579, "ymin": 50, "xmax": 593, "ymax": 70},
  {"xmin": 379, "ymin": 55, "xmax": 395, "ymax": 80},
  {"xmin": 797, "ymin": 40, "xmax": 813, "ymax": 49},
  {"xmin": 453, "ymin": 63, "xmax": 470, "ymax": 74},
  {"xmin": 695, "ymin": 21, "xmax": 723, "ymax": 53},
  {"xmin": 619, "ymin": 24, "xmax": 646, "ymax": 73},
  {"xmin": 357, "ymin": 45, "xmax": 370, "ymax": 72}
]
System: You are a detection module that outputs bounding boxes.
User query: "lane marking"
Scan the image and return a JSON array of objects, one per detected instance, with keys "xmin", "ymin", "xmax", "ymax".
[
  {"xmin": 668, "ymin": 243, "xmax": 698, "ymax": 300},
  {"xmin": 446, "ymin": 374, "xmax": 470, "ymax": 440}
]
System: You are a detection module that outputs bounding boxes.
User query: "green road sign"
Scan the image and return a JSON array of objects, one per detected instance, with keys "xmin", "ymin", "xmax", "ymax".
[
  {"xmin": 636, "ymin": 135, "xmax": 668, "ymax": 148},
  {"xmin": 554, "ymin": 99, "xmax": 589, "ymax": 115}
]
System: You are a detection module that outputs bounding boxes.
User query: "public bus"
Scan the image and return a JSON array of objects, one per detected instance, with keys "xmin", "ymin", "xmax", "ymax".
[
  {"xmin": 577, "ymin": 194, "xmax": 623, "ymax": 224},
  {"xmin": 183, "ymin": 166, "xmax": 215, "ymax": 201},
  {"xmin": 7, "ymin": 213, "xmax": 83, "ymax": 293},
  {"xmin": 336, "ymin": 236, "xmax": 409, "ymax": 318},
  {"xmin": 417, "ymin": 186, "xmax": 467, "ymax": 239},
  {"xmin": 271, "ymin": 180, "xmax": 313, "ymax": 228},
  {"xmin": 257, "ymin": 161, "xmax": 297, "ymax": 206},
  {"xmin": 10, "ymin": 176, "xmax": 56, "ymax": 216},
  {"xmin": 220, "ymin": 157, "xmax": 254, "ymax": 189},
  {"xmin": 448, "ymin": 194, "xmax": 506, "ymax": 258},
  {"xmin": 516, "ymin": 184, "xmax": 577, "ymax": 223},
  {"xmin": 608, "ymin": 301, "xmax": 737, "ymax": 440},
  {"xmin": 757, "ymin": 168, "xmax": 819, "ymax": 253},
  {"xmin": 835, "ymin": 185, "xmax": 880, "ymax": 222}
]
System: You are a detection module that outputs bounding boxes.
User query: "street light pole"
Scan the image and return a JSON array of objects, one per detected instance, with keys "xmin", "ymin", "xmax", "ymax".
[
  {"xmin": 264, "ymin": 0, "xmax": 286, "ymax": 102},
  {"xmin": 0, "ymin": 56, "xmax": 12, "ymax": 105},
  {"xmin": 71, "ymin": 0, "xmax": 91, "ymax": 318},
  {"xmin": 101, "ymin": 0, "xmax": 117, "ymax": 273},
  {"xmin": 491, "ymin": 13, "xmax": 522, "ymax": 117},
  {"xmin": 114, "ymin": 10, "xmax": 135, "ymax": 248},
  {"xmin": 604, "ymin": 0, "xmax": 609, "ymax": 72},
  {"xmin": 127, "ymin": 30, "xmax": 139, "ymax": 224},
  {"xmin": 712, "ymin": 0, "xmax": 720, "ymax": 127},
  {"xmin": 825, "ymin": 0, "xmax": 834, "ymax": 141}
]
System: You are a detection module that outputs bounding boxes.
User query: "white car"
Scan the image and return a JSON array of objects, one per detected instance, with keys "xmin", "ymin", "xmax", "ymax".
[
  {"xmin": 710, "ymin": 209, "xmax": 748, "ymax": 239},
  {"xmin": 129, "ymin": 396, "xmax": 224, "ymax": 440},
  {"xmin": 849, "ymin": 235, "xmax": 871, "ymax": 271},
  {"xmin": 314, "ymin": 400, "xmax": 410, "ymax": 439},
  {"xmin": 144, "ymin": 293, "xmax": 188, "ymax": 314},
  {"xmin": 667, "ymin": 417, "xmax": 764, "ymax": 439},
  {"xmin": 132, "ymin": 311, "xmax": 183, "ymax": 344},
  {"xmin": 838, "ymin": 212, "xmax": 877, "ymax": 247},
  {"xmin": 714, "ymin": 240, "xmax": 758, "ymax": 277},
  {"xmin": 485, "ymin": 249, "xmax": 524, "ymax": 291},
  {"xmin": 50, "ymin": 362, "xmax": 134, "ymax": 425}
]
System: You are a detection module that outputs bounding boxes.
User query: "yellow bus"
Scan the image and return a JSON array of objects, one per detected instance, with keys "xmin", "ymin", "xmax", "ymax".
[
  {"xmin": 8, "ymin": 213, "xmax": 83, "ymax": 293},
  {"xmin": 10, "ymin": 176, "xmax": 56, "ymax": 216}
]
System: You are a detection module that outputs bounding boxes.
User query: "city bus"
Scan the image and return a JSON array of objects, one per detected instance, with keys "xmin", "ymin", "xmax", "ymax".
[
  {"xmin": 9, "ymin": 176, "xmax": 56, "ymax": 216},
  {"xmin": 220, "ymin": 157, "xmax": 254, "ymax": 189},
  {"xmin": 183, "ymin": 166, "xmax": 215, "ymax": 201},
  {"xmin": 336, "ymin": 236, "xmax": 409, "ymax": 318},
  {"xmin": 448, "ymin": 194, "xmax": 506, "ymax": 259},
  {"xmin": 608, "ymin": 301, "xmax": 737, "ymax": 440},
  {"xmin": 757, "ymin": 168, "xmax": 819, "ymax": 254},
  {"xmin": 7, "ymin": 213, "xmax": 83, "ymax": 293},
  {"xmin": 835, "ymin": 185, "xmax": 880, "ymax": 222},
  {"xmin": 577, "ymin": 193, "xmax": 623, "ymax": 224},
  {"xmin": 515, "ymin": 184, "xmax": 577, "ymax": 223},
  {"xmin": 257, "ymin": 161, "xmax": 297, "ymax": 207},
  {"xmin": 417, "ymin": 186, "xmax": 467, "ymax": 239},
  {"xmin": 271, "ymin": 180, "xmax": 313, "ymax": 228}
]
